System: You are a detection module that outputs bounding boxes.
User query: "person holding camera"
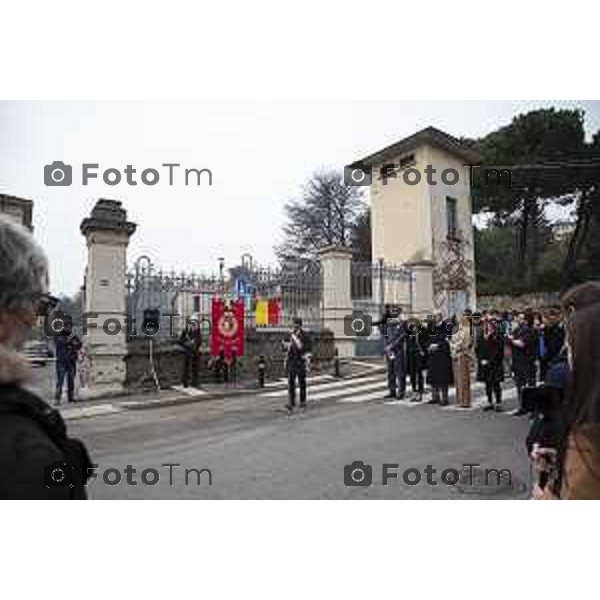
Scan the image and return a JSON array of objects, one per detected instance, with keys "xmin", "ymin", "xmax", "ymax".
[
  {"xmin": 53, "ymin": 319, "xmax": 82, "ymax": 404},
  {"xmin": 284, "ymin": 317, "xmax": 312, "ymax": 412},
  {"xmin": 476, "ymin": 314, "xmax": 505, "ymax": 412},
  {"xmin": 532, "ymin": 300, "xmax": 600, "ymax": 499},
  {"xmin": 0, "ymin": 215, "xmax": 91, "ymax": 499}
]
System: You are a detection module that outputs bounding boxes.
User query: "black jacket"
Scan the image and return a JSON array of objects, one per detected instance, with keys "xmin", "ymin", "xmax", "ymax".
[
  {"xmin": 285, "ymin": 329, "xmax": 312, "ymax": 370},
  {"xmin": 0, "ymin": 383, "xmax": 91, "ymax": 499},
  {"xmin": 54, "ymin": 331, "xmax": 82, "ymax": 366},
  {"xmin": 510, "ymin": 323, "xmax": 536, "ymax": 383},
  {"xmin": 539, "ymin": 323, "xmax": 566, "ymax": 378},
  {"xmin": 476, "ymin": 328, "xmax": 505, "ymax": 384},
  {"xmin": 406, "ymin": 327, "xmax": 428, "ymax": 370},
  {"xmin": 426, "ymin": 323, "xmax": 453, "ymax": 387}
]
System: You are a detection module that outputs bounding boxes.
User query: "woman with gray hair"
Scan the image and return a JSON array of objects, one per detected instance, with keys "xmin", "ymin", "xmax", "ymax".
[{"xmin": 0, "ymin": 215, "xmax": 91, "ymax": 499}]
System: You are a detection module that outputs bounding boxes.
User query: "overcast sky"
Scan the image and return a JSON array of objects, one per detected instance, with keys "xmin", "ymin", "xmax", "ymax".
[{"xmin": 1, "ymin": 100, "xmax": 599, "ymax": 296}]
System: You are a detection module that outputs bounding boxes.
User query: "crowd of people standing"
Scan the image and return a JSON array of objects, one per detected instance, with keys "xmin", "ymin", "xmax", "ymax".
[{"xmin": 379, "ymin": 303, "xmax": 568, "ymax": 414}]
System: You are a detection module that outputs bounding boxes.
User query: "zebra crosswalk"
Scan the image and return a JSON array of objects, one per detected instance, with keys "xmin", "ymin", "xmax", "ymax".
[{"xmin": 260, "ymin": 372, "xmax": 520, "ymax": 415}]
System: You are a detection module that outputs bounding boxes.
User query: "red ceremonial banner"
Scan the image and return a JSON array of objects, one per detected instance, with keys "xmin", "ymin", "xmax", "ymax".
[{"xmin": 210, "ymin": 298, "xmax": 244, "ymax": 362}]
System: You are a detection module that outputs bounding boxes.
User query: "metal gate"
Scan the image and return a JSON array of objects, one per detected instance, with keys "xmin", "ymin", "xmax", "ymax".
[{"xmin": 126, "ymin": 255, "xmax": 324, "ymax": 341}]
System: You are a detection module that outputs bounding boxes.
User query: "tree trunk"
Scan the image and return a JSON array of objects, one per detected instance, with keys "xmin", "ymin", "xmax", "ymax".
[{"xmin": 562, "ymin": 191, "xmax": 592, "ymax": 289}]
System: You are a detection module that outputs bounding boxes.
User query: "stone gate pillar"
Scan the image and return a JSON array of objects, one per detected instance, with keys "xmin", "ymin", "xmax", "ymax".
[
  {"xmin": 79, "ymin": 199, "xmax": 136, "ymax": 398},
  {"xmin": 319, "ymin": 246, "xmax": 354, "ymax": 358}
]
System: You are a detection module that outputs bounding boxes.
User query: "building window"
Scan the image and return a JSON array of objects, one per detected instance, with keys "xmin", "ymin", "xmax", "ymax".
[
  {"xmin": 193, "ymin": 295, "xmax": 200, "ymax": 313},
  {"xmin": 446, "ymin": 197, "xmax": 458, "ymax": 239}
]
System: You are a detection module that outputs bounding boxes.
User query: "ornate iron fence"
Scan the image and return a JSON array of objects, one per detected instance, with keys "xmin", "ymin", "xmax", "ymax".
[
  {"xmin": 351, "ymin": 260, "xmax": 414, "ymax": 356},
  {"xmin": 126, "ymin": 256, "xmax": 323, "ymax": 340},
  {"xmin": 351, "ymin": 259, "xmax": 414, "ymax": 316}
]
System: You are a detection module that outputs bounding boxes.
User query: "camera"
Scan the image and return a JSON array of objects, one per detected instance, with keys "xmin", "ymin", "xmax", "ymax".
[
  {"xmin": 44, "ymin": 461, "xmax": 74, "ymax": 488},
  {"xmin": 344, "ymin": 162, "xmax": 372, "ymax": 187},
  {"xmin": 344, "ymin": 310, "xmax": 372, "ymax": 337},
  {"xmin": 44, "ymin": 161, "xmax": 73, "ymax": 186},
  {"xmin": 44, "ymin": 310, "xmax": 72, "ymax": 337},
  {"xmin": 344, "ymin": 461, "xmax": 373, "ymax": 487}
]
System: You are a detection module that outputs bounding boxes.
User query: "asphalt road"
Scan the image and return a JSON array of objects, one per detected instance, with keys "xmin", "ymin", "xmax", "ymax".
[{"xmin": 67, "ymin": 374, "xmax": 533, "ymax": 500}]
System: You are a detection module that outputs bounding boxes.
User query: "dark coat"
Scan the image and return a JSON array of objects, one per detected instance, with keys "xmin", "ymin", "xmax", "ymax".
[
  {"xmin": 406, "ymin": 327, "xmax": 428, "ymax": 371},
  {"xmin": 539, "ymin": 323, "xmax": 566, "ymax": 378},
  {"xmin": 426, "ymin": 323, "xmax": 453, "ymax": 387},
  {"xmin": 476, "ymin": 328, "xmax": 505, "ymax": 384},
  {"xmin": 510, "ymin": 324, "xmax": 536, "ymax": 384},
  {"xmin": 0, "ymin": 383, "xmax": 91, "ymax": 499},
  {"xmin": 178, "ymin": 328, "xmax": 202, "ymax": 356},
  {"xmin": 54, "ymin": 331, "xmax": 82, "ymax": 366}
]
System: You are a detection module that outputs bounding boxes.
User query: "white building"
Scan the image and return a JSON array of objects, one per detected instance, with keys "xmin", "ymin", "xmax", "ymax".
[{"xmin": 352, "ymin": 127, "xmax": 480, "ymax": 316}]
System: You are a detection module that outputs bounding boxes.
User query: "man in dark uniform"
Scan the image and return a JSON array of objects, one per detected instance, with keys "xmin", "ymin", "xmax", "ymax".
[
  {"xmin": 406, "ymin": 321, "xmax": 428, "ymax": 401},
  {"xmin": 178, "ymin": 320, "xmax": 202, "ymax": 387},
  {"xmin": 53, "ymin": 320, "xmax": 82, "ymax": 404},
  {"xmin": 384, "ymin": 319, "xmax": 407, "ymax": 400},
  {"xmin": 284, "ymin": 317, "xmax": 312, "ymax": 412}
]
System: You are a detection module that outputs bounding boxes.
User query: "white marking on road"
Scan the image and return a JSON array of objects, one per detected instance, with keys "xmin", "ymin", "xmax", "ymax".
[
  {"xmin": 261, "ymin": 373, "xmax": 385, "ymax": 398},
  {"xmin": 337, "ymin": 390, "xmax": 390, "ymax": 403},
  {"xmin": 61, "ymin": 403, "xmax": 119, "ymax": 419},
  {"xmin": 171, "ymin": 385, "xmax": 207, "ymax": 396},
  {"xmin": 348, "ymin": 360, "xmax": 385, "ymax": 371},
  {"xmin": 297, "ymin": 380, "xmax": 388, "ymax": 402},
  {"xmin": 263, "ymin": 374, "xmax": 335, "ymax": 388}
]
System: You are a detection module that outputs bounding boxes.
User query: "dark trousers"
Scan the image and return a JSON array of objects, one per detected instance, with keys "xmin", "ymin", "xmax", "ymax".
[
  {"xmin": 288, "ymin": 367, "xmax": 307, "ymax": 407},
  {"xmin": 485, "ymin": 380, "xmax": 502, "ymax": 405},
  {"xmin": 387, "ymin": 355, "xmax": 406, "ymax": 396},
  {"xmin": 432, "ymin": 386, "xmax": 449, "ymax": 404},
  {"xmin": 408, "ymin": 355, "xmax": 424, "ymax": 394},
  {"xmin": 56, "ymin": 360, "xmax": 76, "ymax": 401},
  {"xmin": 516, "ymin": 375, "xmax": 536, "ymax": 409},
  {"xmin": 182, "ymin": 354, "xmax": 199, "ymax": 387}
]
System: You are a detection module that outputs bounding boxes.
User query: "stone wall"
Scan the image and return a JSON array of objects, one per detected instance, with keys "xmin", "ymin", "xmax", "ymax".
[
  {"xmin": 477, "ymin": 292, "xmax": 561, "ymax": 312},
  {"xmin": 125, "ymin": 329, "xmax": 336, "ymax": 391}
]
